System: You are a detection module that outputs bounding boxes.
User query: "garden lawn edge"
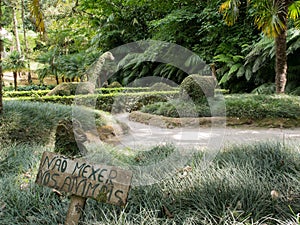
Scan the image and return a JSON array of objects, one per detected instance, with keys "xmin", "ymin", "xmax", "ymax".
[{"xmin": 129, "ymin": 111, "xmax": 300, "ymax": 128}]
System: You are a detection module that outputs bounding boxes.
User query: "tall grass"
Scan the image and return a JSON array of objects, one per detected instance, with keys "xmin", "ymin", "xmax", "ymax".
[
  {"xmin": 0, "ymin": 101, "xmax": 72, "ymax": 145},
  {"xmin": 0, "ymin": 100, "xmax": 113, "ymax": 145},
  {"xmin": 0, "ymin": 142, "xmax": 299, "ymax": 224}
]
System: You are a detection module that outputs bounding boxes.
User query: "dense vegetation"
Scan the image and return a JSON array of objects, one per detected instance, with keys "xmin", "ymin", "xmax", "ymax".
[
  {"xmin": 1, "ymin": 0, "xmax": 300, "ymax": 95},
  {"xmin": 0, "ymin": 1, "xmax": 300, "ymax": 224}
]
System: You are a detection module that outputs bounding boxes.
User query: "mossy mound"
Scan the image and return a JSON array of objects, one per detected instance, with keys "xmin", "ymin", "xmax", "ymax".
[
  {"xmin": 107, "ymin": 81, "xmax": 122, "ymax": 88},
  {"xmin": 180, "ymin": 74, "xmax": 216, "ymax": 101},
  {"xmin": 150, "ymin": 82, "xmax": 174, "ymax": 91},
  {"xmin": 46, "ymin": 82, "xmax": 95, "ymax": 96}
]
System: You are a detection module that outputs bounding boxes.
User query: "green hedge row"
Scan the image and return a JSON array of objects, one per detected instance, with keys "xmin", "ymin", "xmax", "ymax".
[
  {"xmin": 2, "ymin": 87, "xmax": 154, "ymax": 98},
  {"xmin": 3, "ymin": 90, "xmax": 50, "ymax": 98},
  {"xmin": 6, "ymin": 91, "xmax": 179, "ymax": 112}
]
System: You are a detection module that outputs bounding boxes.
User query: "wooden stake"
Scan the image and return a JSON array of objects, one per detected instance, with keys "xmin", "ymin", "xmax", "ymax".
[{"xmin": 64, "ymin": 195, "xmax": 86, "ymax": 225}]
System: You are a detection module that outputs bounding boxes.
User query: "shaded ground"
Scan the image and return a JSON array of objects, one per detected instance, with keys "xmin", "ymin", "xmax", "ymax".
[{"xmin": 3, "ymin": 72, "xmax": 59, "ymax": 86}]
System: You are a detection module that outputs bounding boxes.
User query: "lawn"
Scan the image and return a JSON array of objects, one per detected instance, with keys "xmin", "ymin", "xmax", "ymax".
[{"xmin": 0, "ymin": 100, "xmax": 300, "ymax": 224}]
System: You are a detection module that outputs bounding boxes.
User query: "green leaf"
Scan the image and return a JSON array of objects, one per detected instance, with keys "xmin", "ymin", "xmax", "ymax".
[
  {"xmin": 228, "ymin": 63, "xmax": 242, "ymax": 76},
  {"xmin": 236, "ymin": 65, "xmax": 245, "ymax": 78},
  {"xmin": 245, "ymin": 68, "xmax": 252, "ymax": 81}
]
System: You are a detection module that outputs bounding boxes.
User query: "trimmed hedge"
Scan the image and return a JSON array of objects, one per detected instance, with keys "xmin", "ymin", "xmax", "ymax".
[
  {"xmin": 2, "ymin": 87, "xmax": 153, "ymax": 98},
  {"xmin": 3, "ymin": 84, "xmax": 56, "ymax": 91},
  {"xmin": 180, "ymin": 74, "xmax": 216, "ymax": 101},
  {"xmin": 6, "ymin": 91, "xmax": 179, "ymax": 112},
  {"xmin": 3, "ymin": 90, "xmax": 50, "ymax": 98},
  {"xmin": 141, "ymin": 94, "xmax": 300, "ymax": 120}
]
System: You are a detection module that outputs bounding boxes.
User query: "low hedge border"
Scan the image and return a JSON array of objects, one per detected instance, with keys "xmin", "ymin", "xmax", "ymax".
[
  {"xmin": 129, "ymin": 111, "xmax": 300, "ymax": 128},
  {"xmin": 3, "ymin": 90, "xmax": 50, "ymax": 98},
  {"xmin": 5, "ymin": 91, "xmax": 179, "ymax": 112},
  {"xmin": 2, "ymin": 87, "xmax": 163, "ymax": 98}
]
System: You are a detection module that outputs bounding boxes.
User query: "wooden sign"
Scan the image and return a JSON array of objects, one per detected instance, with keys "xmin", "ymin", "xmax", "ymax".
[{"xmin": 36, "ymin": 151, "xmax": 132, "ymax": 206}]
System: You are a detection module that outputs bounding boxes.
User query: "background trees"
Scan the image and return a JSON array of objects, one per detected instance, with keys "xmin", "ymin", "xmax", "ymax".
[{"xmin": 0, "ymin": 0, "xmax": 299, "ymax": 94}]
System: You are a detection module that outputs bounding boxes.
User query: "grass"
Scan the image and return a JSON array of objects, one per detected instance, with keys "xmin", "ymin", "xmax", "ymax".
[
  {"xmin": 0, "ymin": 100, "xmax": 72, "ymax": 145},
  {"xmin": 0, "ymin": 98, "xmax": 300, "ymax": 224},
  {"xmin": 0, "ymin": 100, "xmax": 117, "ymax": 145},
  {"xmin": 0, "ymin": 142, "xmax": 300, "ymax": 224}
]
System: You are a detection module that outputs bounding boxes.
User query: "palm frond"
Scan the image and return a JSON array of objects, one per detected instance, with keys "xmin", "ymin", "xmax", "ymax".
[
  {"xmin": 219, "ymin": 0, "xmax": 241, "ymax": 26},
  {"xmin": 288, "ymin": 0, "xmax": 300, "ymax": 20},
  {"xmin": 253, "ymin": 0, "xmax": 286, "ymax": 37}
]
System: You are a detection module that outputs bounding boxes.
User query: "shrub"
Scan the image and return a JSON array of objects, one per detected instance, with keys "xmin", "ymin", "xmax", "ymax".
[
  {"xmin": 46, "ymin": 82, "xmax": 94, "ymax": 96},
  {"xmin": 3, "ymin": 90, "xmax": 50, "ymax": 98},
  {"xmin": 141, "ymin": 94, "xmax": 300, "ymax": 121},
  {"xmin": 107, "ymin": 81, "xmax": 122, "ymax": 88},
  {"xmin": 3, "ymin": 84, "xmax": 56, "ymax": 91},
  {"xmin": 180, "ymin": 74, "xmax": 216, "ymax": 101},
  {"xmin": 149, "ymin": 82, "xmax": 174, "ymax": 91},
  {"xmin": 13, "ymin": 91, "xmax": 178, "ymax": 112},
  {"xmin": 141, "ymin": 99, "xmax": 211, "ymax": 117}
]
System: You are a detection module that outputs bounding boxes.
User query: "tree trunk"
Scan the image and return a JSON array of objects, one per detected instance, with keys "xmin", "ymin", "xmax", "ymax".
[
  {"xmin": 13, "ymin": 71, "xmax": 17, "ymax": 91},
  {"xmin": 0, "ymin": 0, "xmax": 3, "ymax": 114},
  {"xmin": 275, "ymin": 2, "xmax": 288, "ymax": 94},
  {"xmin": 21, "ymin": 0, "xmax": 32, "ymax": 84},
  {"xmin": 12, "ymin": 6, "xmax": 21, "ymax": 54},
  {"xmin": 55, "ymin": 75, "xmax": 59, "ymax": 85}
]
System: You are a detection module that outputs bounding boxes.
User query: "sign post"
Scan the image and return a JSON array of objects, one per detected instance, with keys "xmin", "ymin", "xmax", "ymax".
[{"xmin": 36, "ymin": 151, "xmax": 133, "ymax": 224}]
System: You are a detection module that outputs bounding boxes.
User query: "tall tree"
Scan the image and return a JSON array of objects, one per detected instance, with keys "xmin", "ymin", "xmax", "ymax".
[
  {"xmin": 21, "ymin": 0, "xmax": 32, "ymax": 84},
  {"xmin": 12, "ymin": 3, "xmax": 21, "ymax": 54},
  {"xmin": 219, "ymin": 0, "xmax": 300, "ymax": 94},
  {"xmin": 0, "ymin": 0, "xmax": 3, "ymax": 114},
  {"xmin": 11, "ymin": 2, "xmax": 21, "ymax": 90}
]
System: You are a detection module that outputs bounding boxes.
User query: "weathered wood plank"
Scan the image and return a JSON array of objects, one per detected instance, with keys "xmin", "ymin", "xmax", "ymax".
[{"xmin": 36, "ymin": 151, "xmax": 132, "ymax": 206}]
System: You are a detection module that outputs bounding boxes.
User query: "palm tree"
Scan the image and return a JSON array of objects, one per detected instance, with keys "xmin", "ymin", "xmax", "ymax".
[
  {"xmin": 219, "ymin": 0, "xmax": 300, "ymax": 94},
  {"xmin": 2, "ymin": 51, "xmax": 27, "ymax": 91}
]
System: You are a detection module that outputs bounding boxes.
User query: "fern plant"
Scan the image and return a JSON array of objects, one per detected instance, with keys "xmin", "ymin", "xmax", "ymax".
[{"xmin": 215, "ymin": 28, "xmax": 300, "ymax": 92}]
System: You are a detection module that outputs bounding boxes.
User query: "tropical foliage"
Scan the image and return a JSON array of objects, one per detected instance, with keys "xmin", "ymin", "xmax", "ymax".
[
  {"xmin": 0, "ymin": 0, "xmax": 299, "ymax": 95},
  {"xmin": 219, "ymin": 0, "xmax": 300, "ymax": 93}
]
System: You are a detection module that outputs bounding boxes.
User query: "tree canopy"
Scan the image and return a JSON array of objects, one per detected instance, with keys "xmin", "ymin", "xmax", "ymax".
[{"xmin": 0, "ymin": 0, "xmax": 300, "ymax": 94}]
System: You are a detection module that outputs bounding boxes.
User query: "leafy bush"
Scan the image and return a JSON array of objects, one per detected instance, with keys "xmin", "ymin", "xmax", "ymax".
[
  {"xmin": 251, "ymin": 83, "xmax": 276, "ymax": 94},
  {"xmin": 225, "ymin": 94, "xmax": 300, "ymax": 119},
  {"xmin": 180, "ymin": 74, "xmax": 216, "ymax": 101},
  {"xmin": 290, "ymin": 86, "xmax": 300, "ymax": 96}
]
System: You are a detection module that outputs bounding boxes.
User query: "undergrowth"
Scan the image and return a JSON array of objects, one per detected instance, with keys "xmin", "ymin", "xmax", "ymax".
[{"xmin": 0, "ymin": 142, "xmax": 299, "ymax": 224}]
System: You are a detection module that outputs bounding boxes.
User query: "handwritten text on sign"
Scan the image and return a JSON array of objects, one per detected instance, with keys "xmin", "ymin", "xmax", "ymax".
[{"xmin": 35, "ymin": 151, "xmax": 132, "ymax": 206}]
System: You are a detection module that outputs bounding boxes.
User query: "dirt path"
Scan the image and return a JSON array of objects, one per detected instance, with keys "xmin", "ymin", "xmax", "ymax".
[{"xmin": 114, "ymin": 113, "xmax": 300, "ymax": 150}]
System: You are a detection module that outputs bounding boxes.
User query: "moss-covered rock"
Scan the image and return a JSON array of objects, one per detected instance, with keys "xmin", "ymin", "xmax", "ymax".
[{"xmin": 180, "ymin": 74, "xmax": 216, "ymax": 101}]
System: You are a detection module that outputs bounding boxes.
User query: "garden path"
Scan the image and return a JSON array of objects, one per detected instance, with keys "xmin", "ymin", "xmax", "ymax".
[{"xmin": 114, "ymin": 113, "xmax": 300, "ymax": 151}]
